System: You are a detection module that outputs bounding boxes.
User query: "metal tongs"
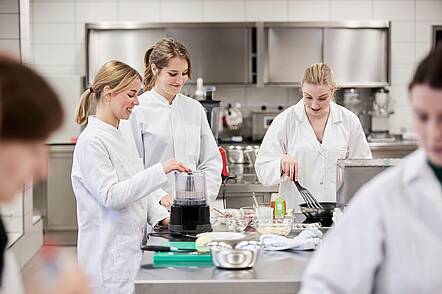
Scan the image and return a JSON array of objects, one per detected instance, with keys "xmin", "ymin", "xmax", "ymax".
[{"xmin": 293, "ymin": 180, "xmax": 323, "ymax": 209}]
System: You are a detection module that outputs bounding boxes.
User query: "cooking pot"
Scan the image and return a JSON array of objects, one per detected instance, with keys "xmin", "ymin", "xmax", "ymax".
[
  {"xmin": 227, "ymin": 145, "xmax": 259, "ymax": 164},
  {"xmin": 227, "ymin": 145, "xmax": 246, "ymax": 164},
  {"xmin": 299, "ymin": 202, "xmax": 339, "ymax": 226}
]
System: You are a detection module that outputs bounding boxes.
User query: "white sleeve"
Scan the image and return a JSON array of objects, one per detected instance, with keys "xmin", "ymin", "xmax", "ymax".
[
  {"xmin": 146, "ymin": 197, "xmax": 169, "ymax": 226},
  {"xmin": 76, "ymin": 140, "xmax": 168, "ymax": 210},
  {"xmin": 300, "ymin": 188, "xmax": 385, "ymax": 294},
  {"xmin": 348, "ymin": 116, "xmax": 372, "ymax": 159},
  {"xmin": 197, "ymin": 107, "xmax": 222, "ymax": 204},
  {"xmin": 255, "ymin": 114, "xmax": 287, "ymax": 186}
]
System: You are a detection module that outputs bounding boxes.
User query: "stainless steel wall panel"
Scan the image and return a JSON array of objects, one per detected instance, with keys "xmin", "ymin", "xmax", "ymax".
[
  {"xmin": 264, "ymin": 27, "xmax": 322, "ymax": 84},
  {"xmin": 323, "ymin": 28, "xmax": 388, "ymax": 87}
]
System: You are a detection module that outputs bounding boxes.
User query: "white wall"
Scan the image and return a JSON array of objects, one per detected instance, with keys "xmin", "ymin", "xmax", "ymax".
[{"xmin": 29, "ymin": 0, "xmax": 442, "ymax": 137}]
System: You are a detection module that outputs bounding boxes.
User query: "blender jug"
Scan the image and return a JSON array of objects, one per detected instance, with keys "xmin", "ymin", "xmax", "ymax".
[
  {"xmin": 174, "ymin": 170, "xmax": 207, "ymax": 206},
  {"xmin": 170, "ymin": 171, "xmax": 212, "ymax": 234}
]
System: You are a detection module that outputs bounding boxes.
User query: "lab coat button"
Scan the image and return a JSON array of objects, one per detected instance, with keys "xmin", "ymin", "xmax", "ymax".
[{"xmin": 320, "ymin": 181, "xmax": 324, "ymax": 185}]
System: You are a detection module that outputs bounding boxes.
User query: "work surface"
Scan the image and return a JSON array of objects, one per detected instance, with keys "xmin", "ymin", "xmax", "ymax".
[{"xmin": 135, "ymin": 226, "xmax": 327, "ymax": 294}]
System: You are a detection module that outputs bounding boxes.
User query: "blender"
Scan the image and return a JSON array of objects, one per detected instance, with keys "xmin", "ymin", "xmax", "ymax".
[{"xmin": 169, "ymin": 170, "xmax": 212, "ymax": 234}]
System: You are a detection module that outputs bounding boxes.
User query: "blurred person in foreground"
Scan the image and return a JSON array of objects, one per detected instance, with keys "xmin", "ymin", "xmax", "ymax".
[
  {"xmin": 300, "ymin": 47, "xmax": 442, "ymax": 293},
  {"xmin": 0, "ymin": 54, "xmax": 90, "ymax": 293}
]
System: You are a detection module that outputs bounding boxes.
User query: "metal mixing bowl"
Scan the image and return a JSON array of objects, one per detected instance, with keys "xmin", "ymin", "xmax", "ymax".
[{"xmin": 208, "ymin": 241, "xmax": 260, "ymax": 270}]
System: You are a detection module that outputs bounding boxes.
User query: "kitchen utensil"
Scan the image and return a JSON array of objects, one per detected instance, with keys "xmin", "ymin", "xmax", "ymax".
[
  {"xmin": 170, "ymin": 170, "xmax": 212, "ymax": 234},
  {"xmin": 208, "ymin": 241, "xmax": 260, "ymax": 270},
  {"xmin": 251, "ymin": 192, "xmax": 259, "ymax": 208},
  {"xmin": 299, "ymin": 202, "xmax": 337, "ymax": 223},
  {"xmin": 210, "ymin": 206, "xmax": 228, "ymax": 217},
  {"xmin": 140, "ymin": 245, "xmax": 196, "ymax": 253},
  {"xmin": 294, "ymin": 181, "xmax": 323, "ymax": 209}
]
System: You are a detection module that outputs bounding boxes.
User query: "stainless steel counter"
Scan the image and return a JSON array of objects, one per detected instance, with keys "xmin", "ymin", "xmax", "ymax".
[{"xmin": 135, "ymin": 235, "xmax": 312, "ymax": 294}]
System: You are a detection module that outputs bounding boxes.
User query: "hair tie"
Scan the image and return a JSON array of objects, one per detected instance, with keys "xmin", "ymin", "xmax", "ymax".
[{"xmin": 89, "ymin": 87, "xmax": 94, "ymax": 93}]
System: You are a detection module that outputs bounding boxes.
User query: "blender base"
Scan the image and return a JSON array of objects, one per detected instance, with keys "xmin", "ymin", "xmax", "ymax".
[{"xmin": 170, "ymin": 204, "xmax": 212, "ymax": 234}]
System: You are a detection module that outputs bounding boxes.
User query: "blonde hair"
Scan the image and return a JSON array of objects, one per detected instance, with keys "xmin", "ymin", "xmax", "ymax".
[
  {"xmin": 76, "ymin": 60, "xmax": 141, "ymax": 125},
  {"xmin": 143, "ymin": 38, "xmax": 191, "ymax": 91},
  {"xmin": 301, "ymin": 63, "xmax": 337, "ymax": 98}
]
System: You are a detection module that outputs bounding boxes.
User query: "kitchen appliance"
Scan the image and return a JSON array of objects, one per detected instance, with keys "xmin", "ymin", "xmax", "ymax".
[
  {"xmin": 221, "ymin": 103, "xmax": 243, "ymax": 142},
  {"xmin": 368, "ymin": 88, "xmax": 395, "ymax": 142},
  {"xmin": 199, "ymin": 86, "xmax": 221, "ymax": 142},
  {"xmin": 170, "ymin": 171, "xmax": 212, "ymax": 234},
  {"xmin": 336, "ymin": 158, "xmax": 400, "ymax": 206},
  {"xmin": 219, "ymin": 146, "xmax": 229, "ymax": 178},
  {"xmin": 341, "ymin": 88, "xmax": 372, "ymax": 135},
  {"xmin": 251, "ymin": 111, "xmax": 279, "ymax": 141}
]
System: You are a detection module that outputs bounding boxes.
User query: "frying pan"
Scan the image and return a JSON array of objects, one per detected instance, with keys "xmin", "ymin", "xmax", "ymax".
[{"xmin": 299, "ymin": 202, "xmax": 338, "ymax": 222}]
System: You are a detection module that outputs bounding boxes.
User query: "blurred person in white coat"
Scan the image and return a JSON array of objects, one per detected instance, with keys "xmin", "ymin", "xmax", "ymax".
[
  {"xmin": 71, "ymin": 60, "xmax": 189, "ymax": 294},
  {"xmin": 0, "ymin": 55, "xmax": 90, "ymax": 294},
  {"xmin": 255, "ymin": 63, "xmax": 372, "ymax": 208},
  {"xmin": 120, "ymin": 38, "xmax": 222, "ymax": 212},
  {"xmin": 300, "ymin": 47, "xmax": 442, "ymax": 294}
]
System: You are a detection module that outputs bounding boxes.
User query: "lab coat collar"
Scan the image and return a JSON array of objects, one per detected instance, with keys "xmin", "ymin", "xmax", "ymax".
[
  {"xmin": 87, "ymin": 116, "xmax": 119, "ymax": 134},
  {"xmin": 402, "ymin": 148, "xmax": 433, "ymax": 185},
  {"xmin": 150, "ymin": 89, "xmax": 180, "ymax": 107},
  {"xmin": 293, "ymin": 99, "xmax": 343, "ymax": 124},
  {"xmin": 402, "ymin": 148, "xmax": 442, "ymax": 208}
]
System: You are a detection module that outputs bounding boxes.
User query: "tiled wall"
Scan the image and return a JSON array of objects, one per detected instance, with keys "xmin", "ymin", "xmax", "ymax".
[{"xmin": 28, "ymin": 0, "xmax": 442, "ymax": 140}]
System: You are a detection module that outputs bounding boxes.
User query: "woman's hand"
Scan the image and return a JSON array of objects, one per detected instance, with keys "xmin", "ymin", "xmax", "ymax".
[
  {"xmin": 161, "ymin": 159, "xmax": 190, "ymax": 174},
  {"xmin": 160, "ymin": 195, "xmax": 173, "ymax": 211},
  {"xmin": 160, "ymin": 217, "xmax": 170, "ymax": 226},
  {"xmin": 280, "ymin": 154, "xmax": 298, "ymax": 181}
]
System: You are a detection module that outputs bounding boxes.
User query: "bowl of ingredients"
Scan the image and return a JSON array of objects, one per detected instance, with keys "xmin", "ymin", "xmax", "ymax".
[{"xmin": 255, "ymin": 216, "xmax": 294, "ymax": 236}]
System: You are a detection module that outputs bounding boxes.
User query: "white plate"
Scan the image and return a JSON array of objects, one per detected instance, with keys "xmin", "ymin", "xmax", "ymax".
[{"xmin": 196, "ymin": 232, "xmax": 246, "ymax": 241}]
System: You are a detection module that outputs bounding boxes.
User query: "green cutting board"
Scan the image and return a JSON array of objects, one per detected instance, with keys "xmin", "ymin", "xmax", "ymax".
[{"xmin": 153, "ymin": 241, "xmax": 212, "ymax": 268}]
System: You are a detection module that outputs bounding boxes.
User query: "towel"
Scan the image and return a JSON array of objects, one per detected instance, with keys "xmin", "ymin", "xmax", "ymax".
[{"xmin": 260, "ymin": 228, "xmax": 323, "ymax": 251}]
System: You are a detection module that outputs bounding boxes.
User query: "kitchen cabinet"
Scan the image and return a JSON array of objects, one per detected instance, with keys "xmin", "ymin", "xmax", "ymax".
[
  {"xmin": 86, "ymin": 21, "xmax": 390, "ymax": 87},
  {"xmin": 259, "ymin": 21, "xmax": 390, "ymax": 87},
  {"xmin": 87, "ymin": 23, "xmax": 254, "ymax": 86},
  {"xmin": 34, "ymin": 144, "xmax": 77, "ymax": 245},
  {"xmin": 324, "ymin": 28, "xmax": 389, "ymax": 87},
  {"xmin": 262, "ymin": 27, "xmax": 322, "ymax": 84}
]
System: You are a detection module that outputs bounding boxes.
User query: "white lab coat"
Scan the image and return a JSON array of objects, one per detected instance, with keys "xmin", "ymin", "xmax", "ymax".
[
  {"xmin": 300, "ymin": 148, "xmax": 442, "ymax": 294},
  {"xmin": 255, "ymin": 100, "xmax": 372, "ymax": 208},
  {"xmin": 120, "ymin": 89, "xmax": 222, "ymax": 204},
  {"xmin": 71, "ymin": 116, "xmax": 169, "ymax": 294},
  {"xmin": 0, "ymin": 251, "xmax": 24, "ymax": 294}
]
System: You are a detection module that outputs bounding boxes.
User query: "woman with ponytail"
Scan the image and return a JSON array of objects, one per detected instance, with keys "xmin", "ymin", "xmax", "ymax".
[
  {"xmin": 120, "ymin": 38, "xmax": 222, "ymax": 212},
  {"xmin": 71, "ymin": 60, "xmax": 189, "ymax": 293}
]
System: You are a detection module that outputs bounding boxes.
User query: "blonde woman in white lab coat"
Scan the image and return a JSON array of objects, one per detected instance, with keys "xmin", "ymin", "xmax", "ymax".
[
  {"xmin": 71, "ymin": 60, "xmax": 189, "ymax": 294},
  {"xmin": 255, "ymin": 63, "xmax": 372, "ymax": 208},
  {"xmin": 121, "ymin": 38, "xmax": 222, "ymax": 211},
  {"xmin": 300, "ymin": 47, "xmax": 442, "ymax": 294}
]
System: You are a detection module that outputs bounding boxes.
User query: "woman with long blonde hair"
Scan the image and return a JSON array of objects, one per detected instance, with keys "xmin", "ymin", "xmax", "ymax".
[
  {"xmin": 72, "ymin": 60, "xmax": 189, "ymax": 293},
  {"xmin": 120, "ymin": 38, "xmax": 222, "ymax": 213}
]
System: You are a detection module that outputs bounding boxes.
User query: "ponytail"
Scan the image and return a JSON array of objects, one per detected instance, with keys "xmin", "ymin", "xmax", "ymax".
[
  {"xmin": 143, "ymin": 47, "xmax": 155, "ymax": 92},
  {"xmin": 75, "ymin": 88, "xmax": 93, "ymax": 125}
]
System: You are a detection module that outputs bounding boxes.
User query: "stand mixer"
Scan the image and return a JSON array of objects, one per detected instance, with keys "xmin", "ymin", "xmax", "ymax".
[
  {"xmin": 169, "ymin": 170, "xmax": 212, "ymax": 234},
  {"xmin": 368, "ymin": 88, "xmax": 395, "ymax": 142}
]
